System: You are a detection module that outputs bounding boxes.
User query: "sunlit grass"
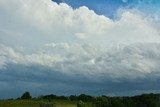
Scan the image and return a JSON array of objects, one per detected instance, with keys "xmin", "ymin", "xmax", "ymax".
[{"xmin": 0, "ymin": 99, "xmax": 77, "ymax": 107}]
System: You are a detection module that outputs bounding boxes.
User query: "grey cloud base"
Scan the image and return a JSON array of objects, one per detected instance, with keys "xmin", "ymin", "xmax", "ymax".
[{"xmin": 1, "ymin": 63, "xmax": 160, "ymax": 98}]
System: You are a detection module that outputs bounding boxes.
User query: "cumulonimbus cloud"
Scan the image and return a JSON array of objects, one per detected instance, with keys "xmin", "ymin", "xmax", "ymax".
[{"xmin": 0, "ymin": 0, "xmax": 160, "ymax": 97}]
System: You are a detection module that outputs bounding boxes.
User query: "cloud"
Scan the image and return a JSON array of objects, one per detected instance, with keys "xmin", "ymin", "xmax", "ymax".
[
  {"xmin": 1, "ymin": 43, "xmax": 160, "ymax": 98},
  {"xmin": 0, "ymin": 0, "xmax": 160, "ymax": 47},
  {"xmin": 1, "ymin": 43, "xmax": 160, "ymax": 81},
  {"xmin": 0, "ymin": 0, "xmax": 160, "ymax": 97}
]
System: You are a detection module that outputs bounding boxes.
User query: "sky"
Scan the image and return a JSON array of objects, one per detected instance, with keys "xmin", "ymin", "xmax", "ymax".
[{"xmin": 0, "ymin": 0, "xmax": 160, "ymax": 99}]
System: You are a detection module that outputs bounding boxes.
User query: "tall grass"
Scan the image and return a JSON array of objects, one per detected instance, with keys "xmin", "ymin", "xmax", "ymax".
[{"xmin": 0, "ymin": 99, "xmax": 77, "ymax": 107}]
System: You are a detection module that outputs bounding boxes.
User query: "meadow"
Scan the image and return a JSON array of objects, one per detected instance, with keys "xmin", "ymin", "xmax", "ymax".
[{"xmin": 0, "ymin": 99, "xmax": 77, "ymax": 107}]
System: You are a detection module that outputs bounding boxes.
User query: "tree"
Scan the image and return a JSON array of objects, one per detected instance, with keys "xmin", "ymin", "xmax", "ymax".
[
  {"xmin": 21, "ymin": 91, "xmax": 32, "ymax": 99},
  {"xmin": 95, "ymin": 96, "xmax": 109, "ymax": 107}
]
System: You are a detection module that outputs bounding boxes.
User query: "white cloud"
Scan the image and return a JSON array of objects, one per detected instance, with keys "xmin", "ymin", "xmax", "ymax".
[
  {"xmin": 1, "ymin": 43, "xmax": 160, "ymax": 82},
  {"xmin": 0, "ymin": 0, "xmax": 160, "ymax": 77},
  {"xmin": 0, "ymin": 0, "xmax": 160, "ymax": 76},
  {"xmin": 0, "ymin": 0, "xmax": 160, "ymax": 47}
]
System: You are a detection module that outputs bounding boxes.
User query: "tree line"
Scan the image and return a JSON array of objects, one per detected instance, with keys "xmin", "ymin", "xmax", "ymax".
[{"xmin": 17, "ymin": 92, "xmax": 160, "ymax": 107}]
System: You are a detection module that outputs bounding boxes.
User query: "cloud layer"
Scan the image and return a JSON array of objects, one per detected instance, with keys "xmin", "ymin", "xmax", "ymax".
[
  {"xmin": 1, "ymin": 43, "xmax": 160, "ymax": 81},
  {"xmin": 0, "ymin": 0, "xmax": 160, "ymax": 98}
]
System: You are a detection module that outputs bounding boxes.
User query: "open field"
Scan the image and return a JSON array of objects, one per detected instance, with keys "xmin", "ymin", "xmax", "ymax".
[{"xmin": 0, "ymin": 100, "xmax": 77, "ymax": 107}]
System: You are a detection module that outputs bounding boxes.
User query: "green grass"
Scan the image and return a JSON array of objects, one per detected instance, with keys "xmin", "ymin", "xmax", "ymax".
[{"xmin": 0, "ymin": 99, "xmax": 77, "ymax": 107}]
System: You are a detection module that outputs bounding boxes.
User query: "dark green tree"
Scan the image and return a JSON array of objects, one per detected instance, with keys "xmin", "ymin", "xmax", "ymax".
[
  {"xmin": 95, "ymin": 96, "xmax": 109, "ymax": 107},
  {"xmin": 21, "ymin": 91, "xmax": 32, "ymax": 99}
]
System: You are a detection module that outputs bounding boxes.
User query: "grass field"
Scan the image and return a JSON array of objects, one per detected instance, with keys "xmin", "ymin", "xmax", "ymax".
[{"xmin": 0, "ymin": 99, "xmax": 77, "ymax": 107}]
